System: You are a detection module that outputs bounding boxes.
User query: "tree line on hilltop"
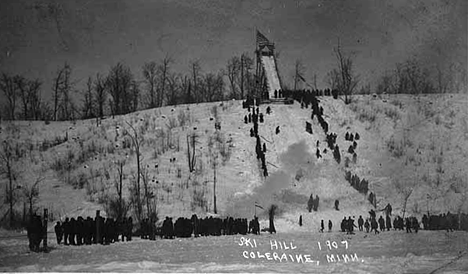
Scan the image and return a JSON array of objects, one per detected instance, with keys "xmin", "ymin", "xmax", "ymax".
[
  {"xmin": 2, "ymin": 43, "xmax": 465, "ymax": 122},
  {"xmin": 0, "ymin": 53, "xmax": 257, "ymax": 122}
]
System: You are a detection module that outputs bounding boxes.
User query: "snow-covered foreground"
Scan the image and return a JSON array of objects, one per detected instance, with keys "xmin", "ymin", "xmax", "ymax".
[{"xmin": 0, "ymin": 230, "xmax": 467, "ymax": 273}]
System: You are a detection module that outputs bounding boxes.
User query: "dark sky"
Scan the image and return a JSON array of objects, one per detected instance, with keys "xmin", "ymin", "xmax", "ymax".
[{"xmin": 1, "ymin": 0, "xmax": 466, "ymax": 100}]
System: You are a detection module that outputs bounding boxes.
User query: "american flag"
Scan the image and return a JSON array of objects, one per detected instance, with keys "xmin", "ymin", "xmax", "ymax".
[
  {"xmin": 255, "ymin": 201, "xmax": 264, "ymax": 209},
  {"xmin": 256, "ymin": 30, "xmax": 270, "ymax": 46}
]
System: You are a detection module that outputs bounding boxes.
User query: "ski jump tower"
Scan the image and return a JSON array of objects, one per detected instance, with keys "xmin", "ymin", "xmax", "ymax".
[{"xmin": 255, "ymin": 30, "xmax": 284, "ymax": 103}]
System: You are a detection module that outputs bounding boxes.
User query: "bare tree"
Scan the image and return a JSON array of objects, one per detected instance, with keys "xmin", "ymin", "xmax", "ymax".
[
  {"xmin": 0, "ymin": 141, "xmax": 19, "ymax": 227},
  {"xmin": 157, "ymin": 56, "xmax": 173, "ymax": 107},
  {"xmin": 326, "ymin": 69, "xmax": 339, "ymax": 91},
  {"xmin": 186, "ymin": 133, "xmax": 199, "ymax": 173},
  {"xmin": 15, "ymin": 76, "xmax": 30, "ymax": 120},
  {"xmin": 190, "ymin": 60, "xmax": 202, "ymax": 103},
  {"xmin": 166, "ymin": 73, "xmax": 181, "ymax": 106},
  {"xmin": 130, "ymin": 80, "xmax": 140, "ymax": 112},
  {"xmin": 107, "ymin": 63, "xmax": 134, "ymax": 115},
  {"xmin": 39, "ymin": 101, "xmax": 53, "ymax": 122},
  {"xmin": 200, "ymin": 72, "xmax": 224, "ymax": 102},
  {"xmin": 28, "ymin": 80, "xmax": 42, "ymax": 120},
  {"xmin": 212, "ymin": 154, "xmax": 218, "ymax": 214},
  {"xmin": 14, "ymin": 76, "xmax": 42, "ymax": 120},
  {"xmin": 0, "ymin": 73, "xmax": 18, "ymax": 120},
  {"xmin": 93, "ymin": 73, "xmax": 107, "ymax": 118},
  {"xmin": 332, "ymin": 41, "xmax": 359, "ymax": 104},
  {"xmin": 396, "ymin": 59, "xmax": 434, "ymax": 94},
  {"xmin": 226, "ymin": 56, "xmax": 240, "ymax": 99},
  {"xmin": 181, "ymin": 75, "xmax": 192, "ymax": 105},
  {"xmin": 82, "ymin": 77, "xmax": 94, "ymax": 119},
  {"xmin": 311, "ymin": 73, "xmax": 318, "ymax": 90},
  {"xmin": 52, "ymin": 63, "xmax": 74, "ymax": 120},
  {"xmin": 142, "ymin": 61, "xmax": 158, "ymax": 109},
  {"xmin": 22, "ymin": 175, "xmax": 44, "ymax": 218},
  {"xmin": 239, "ymin": 53, "xmax": 254, "ymax": 98},
  {"xmin": 113, "ymin": 160, "xmax": 125, "ymax": 221},
  {"xmin": 140, "ymin": 165, "xmax": 157, "ymax": 220},
  {"xmin": 126, "ymin": 122, "xmax": 144, "ymax": 222},
  {"xmin": 394, "ymin": 179, "xmax": 415, "ymax": 219},
  {"xmin": 436, "ymin": 64, "xmax": 450, "ymax": 94},
  {"xmin": 376, "ymin": 72, "xmax": 396, "ymax": 94},
  {"xmin": 293, "ymin": 59, "xmax": 306, "ymax": 90}
]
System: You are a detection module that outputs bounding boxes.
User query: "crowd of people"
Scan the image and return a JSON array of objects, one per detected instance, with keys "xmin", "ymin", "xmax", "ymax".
[
  {"xmin": 28, "ymin": 209, "xmax": 468, "ymax": 252},
  {"xmin": 155, "ymin": 215, "xmax": 260, "ymax": 239},
  {"xmin": 51, "ymin": 214, "xmax": 264, "ymax": 245},
  {"xmin": 53, "ymin": 216, "xmax": 133, "ymax": 246},
  {"xmin": 330, "ymin": 208, "xmax": 468, "ymax": 235},
  {"xmin": 243, "ymin": 96, "xmax": 270, "ymax": 177},
  {"xmin": 344, "ymin": 171, "xmax": 369, "ymax": 195}
]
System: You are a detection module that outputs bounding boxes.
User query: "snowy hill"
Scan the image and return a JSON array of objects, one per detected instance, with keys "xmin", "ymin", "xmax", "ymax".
[{"xmin": 1, "ymin": 93, "xmax": 468, "ymax": 233}]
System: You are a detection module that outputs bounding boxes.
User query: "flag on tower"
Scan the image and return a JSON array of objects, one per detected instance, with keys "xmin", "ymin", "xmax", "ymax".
[
  {"xmin": 256, "ymin": 30, "xmax": 270, "ymax": 46},
  {"xmin": 255, "ymin": 201, "xmax": 264, "ymax": 209},
  {"xmin": 298, "ymin": 74, "xmax": 306, "ymax": 82}
]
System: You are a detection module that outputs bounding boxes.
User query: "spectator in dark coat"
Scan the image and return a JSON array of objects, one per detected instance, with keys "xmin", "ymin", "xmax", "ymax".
[{"xmin": 54, "ymin": 221, "xmax": 63, "ymax": 245}]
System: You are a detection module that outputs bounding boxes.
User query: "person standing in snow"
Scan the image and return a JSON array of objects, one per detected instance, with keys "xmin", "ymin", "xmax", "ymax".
[
  {"xmin": 405, "ymin": 217, "xmax": 412, "ymax": 233},
  {"xmin": 341, "ymin": 217, "xmax": 347, "ymax": 232},
  {"xmin": 69, "ymin": 217, "xmax": 77, "ymax": 245},
  {"xmin": 328, "ymin": 220, "xmax": 333, "ymax": 232},
  {"xmin": 299, "ymin": 215, "xmax": 302, "ymax": 226},
  {"xmin": 347, "ymin": 216, "xmax": 357, "ymax": 234},
  {"xmin": 268, "ymin": 205, "xmax": 277, "ymax": 234},
  {"xmin": 422, "ymin": 214, "xmax": 429, "ymax": 230},
  {"xmin": 54, "ymin": 221, "xmax": 63, "ymax": 245},
  {"xmin": 411, "ymin": 217, "xmax": 419, "ymax": 233},
  {"xmin": 371, "ymin": 218, "xmax": 379, "ymax": 234},
  {"xmin": 314, "ymin": 195, "xmax": 320, "ymax": 211},
  {"xmin": 307, "ymin": 194, "xmax": 314, "ymax": 212},
  {"xmin": 378, "ymin": 216, "xmax": 385, "ymax": 231},
  {"xmin": 27, "ymin": 214, "xmax": 43, "ymax": 252},
  {"xmin": 320, "ymin": 220, "xmax": 324, "ymax": 232},
  {"xmin": 358, "ymin": 216, "xmax": 364, "ymax": 231},
  {"xmin": 364, "ymin": 218, "xmax": 370, "ymax": 233},
  {"xmin": 386, "ymin": 215, "xmax": 392, "ymax": 231},
  {"xmin": 63, "ymin": 218, "xmax": 70, "ymax": 245},
  {"xmin": 316, "ymin": 148, "xmax": 322, "ymax": 159},
  {"xmin": 384, "ymin": 203, "xmax": 392, "ymax": 216},
  {"xmin": 254, "ymin": 216, "xmax": 260, "ymax": 235}
]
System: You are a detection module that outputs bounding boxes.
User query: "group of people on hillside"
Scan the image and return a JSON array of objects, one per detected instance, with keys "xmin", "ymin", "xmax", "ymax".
[
  {"xmin": 345, "ymin": 171, "xmax": 370, "ymax": 195},
  {"xmin": 273, "ymin": 88, "xmax": 339, "ymax": 100},
  {"xmin": 243, "ymin": 96, "xmax": 270, "ymax": 177},
  {"xmin": 307, "ymin": 194, "xmax": 320, "ymax": 212}
]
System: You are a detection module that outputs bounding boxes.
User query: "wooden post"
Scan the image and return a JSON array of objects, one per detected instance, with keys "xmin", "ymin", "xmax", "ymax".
[
  {"xmin": 43, "ymin": 208, "xmax": 48, "ymax": 250},
  {"xmin": 95, "ymin": 210, "xmax": 100, "ymax": 244},
  {"xmin": 213, "ymin": 162, "xmax": 217, "ymax": 214}
]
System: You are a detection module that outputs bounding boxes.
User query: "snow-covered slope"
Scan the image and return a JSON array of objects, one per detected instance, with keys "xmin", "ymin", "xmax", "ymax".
[{"xmin": 1, "ymin": 94, "xmax": 467, "ymax": 234}]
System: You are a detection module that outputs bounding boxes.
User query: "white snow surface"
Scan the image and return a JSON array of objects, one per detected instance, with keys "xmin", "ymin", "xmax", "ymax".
[
  {"xmin": 1, "ymin": 230, "xmax": 467, "ymax": 273},
  {"xmin": 261, "ymin": 55, "xmax": 282, "ymax": 96}
]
